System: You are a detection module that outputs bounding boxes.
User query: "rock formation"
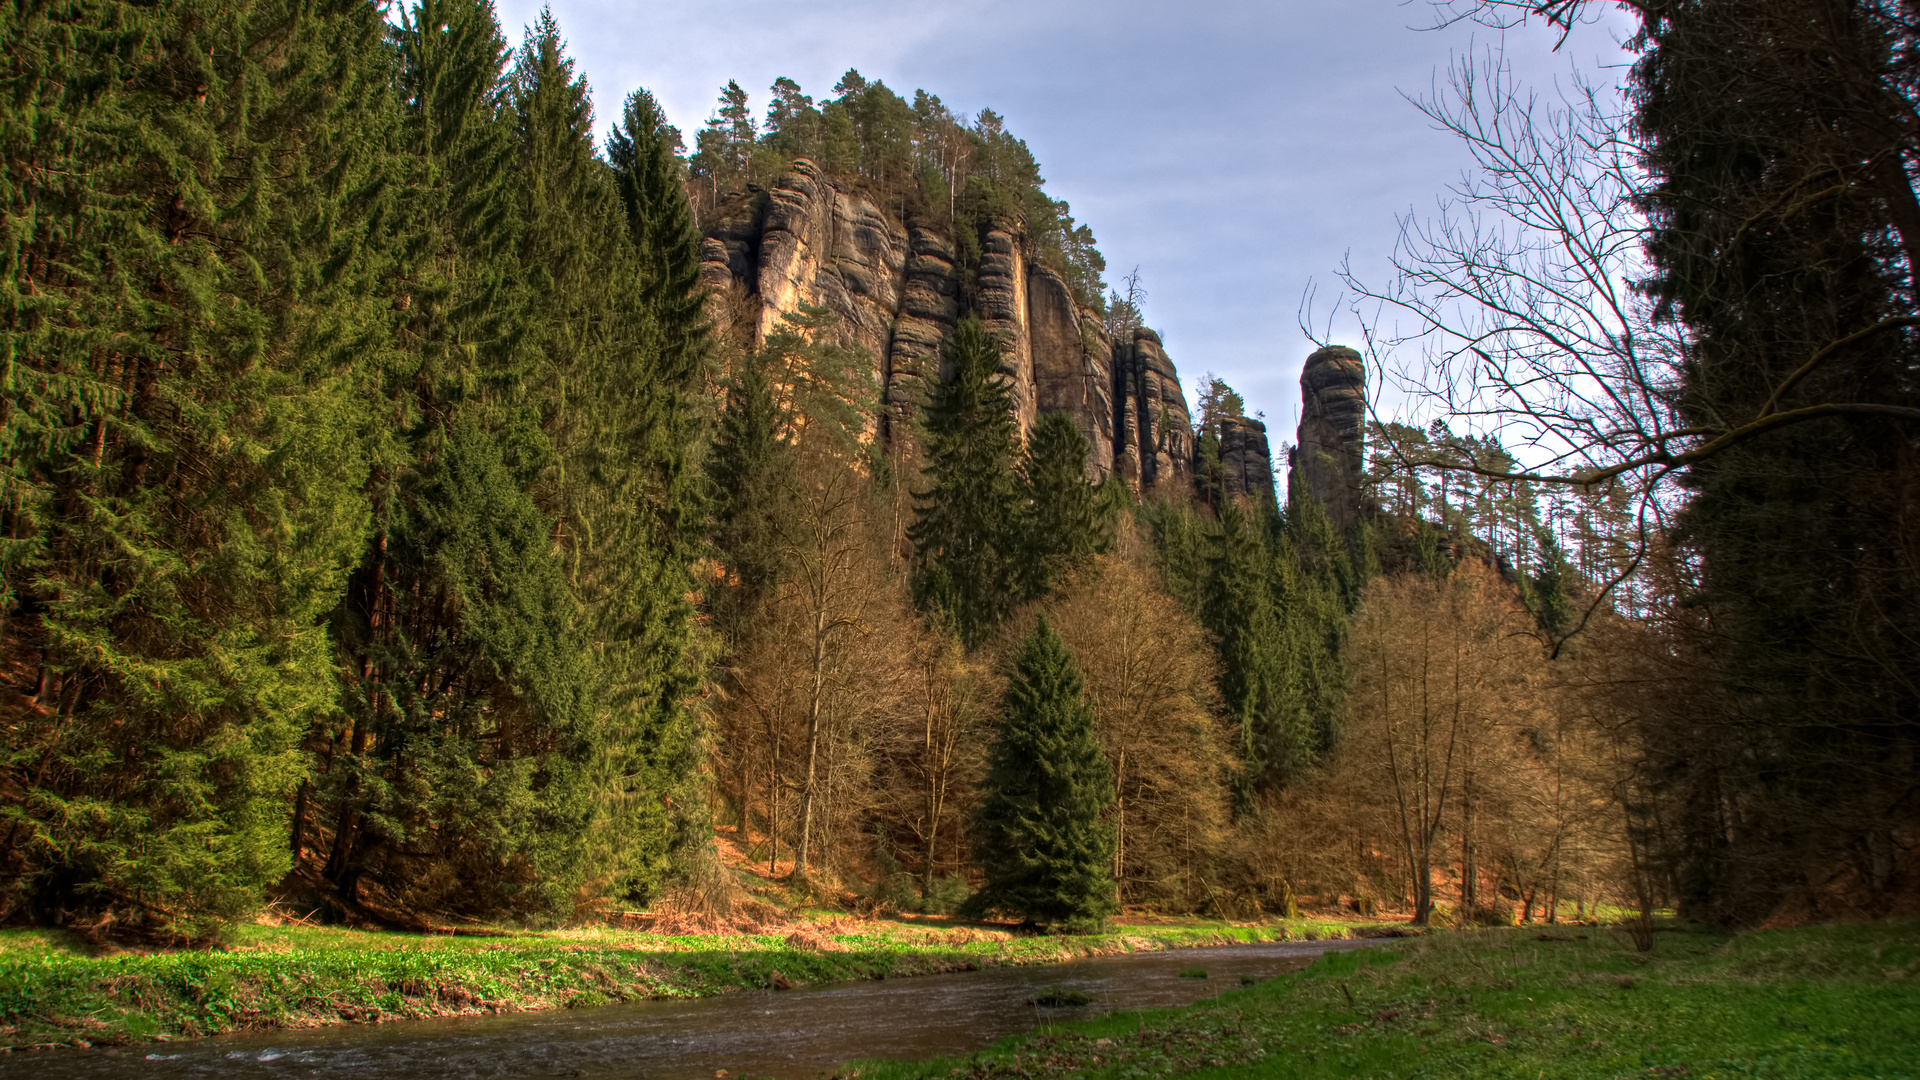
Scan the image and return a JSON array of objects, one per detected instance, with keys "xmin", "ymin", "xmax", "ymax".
[
  {"xmin": 1290, "ymin": 345, "xmax": 1368, "ymax": 529},
  {"xmin": 700, "ymin": 159, "xmax": 1189, "ymax": 490},
  {"xmin": 1217, "ymin": 415, "xmax": 1275, "ymax": 504},
  {"xmin": 1112, "ymin": 329, "xmax": 1193, "ymax": 491}
]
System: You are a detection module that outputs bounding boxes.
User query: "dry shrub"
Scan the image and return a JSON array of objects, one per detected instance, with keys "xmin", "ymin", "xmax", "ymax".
[{"xmin": 782, "ymin": 928, "xmax": 845, "ymax": 951}]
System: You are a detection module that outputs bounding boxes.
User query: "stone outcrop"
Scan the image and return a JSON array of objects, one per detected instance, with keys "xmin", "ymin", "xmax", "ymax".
[
  {"xmin": 885, "ymin": 226, "xmax": 960, "ymax": 432},
  {"xmin": 752, "ymin": 160, "xmax": 906, "ymax": 372},
  {"xmin": 1217, "ymin": 415, "xmax": 1275, "ymax": 504},
  {"xmin": 1290, "ymin": 345, "xmax": 1368, "ymax": 529},
  {"xmin": 701, "ymin": 160, "xmax": 1191, "ymax": 489},
  {"xmin": 1112, "ymin": 329, "xmax": 1193, "ymax": 491},
  {"xmin": 1028, "ymin": 265, "xmax": 1117, "ymax": 477}
]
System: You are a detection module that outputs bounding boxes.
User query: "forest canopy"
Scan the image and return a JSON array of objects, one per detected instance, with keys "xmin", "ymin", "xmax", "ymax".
[{"xmin": 2, "ymin": 0, "xmax": 1914, "ymax": 947}]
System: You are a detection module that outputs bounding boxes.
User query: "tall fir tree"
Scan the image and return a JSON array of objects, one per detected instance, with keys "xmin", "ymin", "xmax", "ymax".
[
  {"xmin": 1631, "ymin": 0, "xmax": 1920, "ymax": 921},
  {"xmin": 1141, "ymin": 488, "xmax": 1355, "ymax": 796},
  {"xmin": 909, "ymin": 317, "xmax": 1024, "ymax": 649},
  {"xmin": 1268, "ymin": 490, "xmax": 1352, "ymax": 770},
  {"xmin": 1202, "ymin": 499, "xmax": 1291, "ymax": 794},
  {"xmin": 305, "ymin": 0, "xmax": 595, "ymax": 924},
  {"xmin": 1, "ymin": 0, "xmax": 399, "ymax": 938},
  {"xmin": 514, "ymin": 15, "xmax": 709, "ymax": 906},
  {"xmin": 966, "ymin": 618, "xmax": 1117, "ymax": 929},
  {"xmin": 1016, "ymin": 411, "xmax": 1114, "ymax": 599},
  {"xmin": 705, "ymin": 343, "xmax": 792, "ymax": 646}
]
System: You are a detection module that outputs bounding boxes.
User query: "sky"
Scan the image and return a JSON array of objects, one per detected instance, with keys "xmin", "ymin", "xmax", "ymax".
[{"xmin": 492, "ymin": 0, "xmax": 1635, "ymax": 441}]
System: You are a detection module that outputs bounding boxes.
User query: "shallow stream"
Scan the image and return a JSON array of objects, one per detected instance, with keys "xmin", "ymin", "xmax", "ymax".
[{"xmin": 13, "ymin": 938, "xmax": 1376, "ymax": 1080}]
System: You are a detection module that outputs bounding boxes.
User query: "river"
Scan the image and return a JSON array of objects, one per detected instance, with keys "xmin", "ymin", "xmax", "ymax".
[{"xmin": 11, "ymin": 938, "xmax": 1377, "ymax": 1080}]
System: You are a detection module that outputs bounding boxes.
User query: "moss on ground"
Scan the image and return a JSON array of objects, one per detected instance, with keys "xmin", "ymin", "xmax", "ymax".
[
  {"xmin": 849, "ymin": 921, "xmax": 1920, "ymax": 1080},
  {"xmin": 0, "ymin": 916, "xmax": 1376, "ymax": 1051}
]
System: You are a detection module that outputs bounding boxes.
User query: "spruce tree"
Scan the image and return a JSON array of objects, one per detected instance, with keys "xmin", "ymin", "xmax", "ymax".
[
  {"xmin": 910, "ymin": 317, "xmax": 1024, "ymax": 649},
  {"xmin": 1203, "ymin": 498, "xmax": 1290, "ymax": 793},
  {"xmin": 1, "ymin": 0, "xmax": 398, "ymax": 939},
  {"xmin": 1269, "ymin": 491, "xmax": 1352, "ymax": 770},
  {"xmin": 513, "ymin": 17, "xmax": 709, "ymax": 906},
  {"xmin": 967, "ymin": 618, "xmax": 1117, "ymax": 929},
  {"xmin": 706, "ymin": 338, "xmax": 798, "ymax": 660},
  {"xmin": 1141, "ymin": 490, "xmax": 1353, "ymax": 795},
  {"xmin": 607, "ymin": 86, "xmax": 708, "ymax": 399},
  {"xmin": 1017, "ymin": 411, "xmax": 1114, "ymax": 598},
  {"xmin": 306, "ymin": 0, "xmax": 595, "ymax": 924}
]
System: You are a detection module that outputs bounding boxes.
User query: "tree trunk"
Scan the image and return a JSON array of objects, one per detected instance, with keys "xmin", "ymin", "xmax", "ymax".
[
  {"xmin": 290, "ymin": 781, "xmax": 310, "ymax": 860},
  {"xmin": 795, "ymin": 610, "xmax": 828, "ymax": 881},
  {"xmin": 1114, "ymin": 749, "xmax": 1126, "ymax": 893},
  {"xmin": 767, "ymin": 729, "xmax": 780, "ymax": 877},
  {"xmin": 921, "ymin": 696, "xmax": 946, "ymax": 900},
  {"xmin": 1460, "ymin": 782, "xmax": 1477, "ymax": 912},
  {"xmin": 1412, "ymin": 851, "xmax": 1434, "ymax": 925}
]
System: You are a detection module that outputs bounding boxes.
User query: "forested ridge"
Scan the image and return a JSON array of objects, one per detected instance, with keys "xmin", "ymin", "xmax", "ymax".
[{"xmin": 2, "ymin": 0, "xmax": 1915, "ymax": 947}]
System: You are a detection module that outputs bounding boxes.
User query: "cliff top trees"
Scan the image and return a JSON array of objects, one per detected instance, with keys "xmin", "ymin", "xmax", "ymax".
[
  {"xmin": 967, "ymin": 619, "xmax": 1117, "ymax": 929},
  {"xmin": 685, "ymin": 74, "xmax": 1111, "ymax": 310}
]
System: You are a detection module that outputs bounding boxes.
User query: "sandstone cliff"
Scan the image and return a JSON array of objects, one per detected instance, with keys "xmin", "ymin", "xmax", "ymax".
[
  {"xmin": 1290, "ymin": 345, "xmax": 1368, "ymax": 529},
  {"xmin": 699, "ymin": 160, "xmax": 1187, "ymax": 491},
  {"xmin": 1217, "ymin": 415, "xmax": 1275, "ymax": 504}
]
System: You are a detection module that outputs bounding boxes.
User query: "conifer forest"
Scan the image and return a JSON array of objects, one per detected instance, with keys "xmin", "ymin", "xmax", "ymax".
[{"xmin": 3, "ymin": 0, "xmax": 1918, "ymax": 976}]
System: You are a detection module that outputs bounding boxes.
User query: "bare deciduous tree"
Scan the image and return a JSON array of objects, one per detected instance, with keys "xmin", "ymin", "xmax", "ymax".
[
  {"xmin": 1343, "ymin": 562, "xmax": 1542, "ymax": 924},
  {"xmin": 1047, "ymin": 537, "xmax": 1235, "ymax": 912},
  {"xmin": 1335, "ymin": 44, "xmax": 1920, "ymax": 637}
]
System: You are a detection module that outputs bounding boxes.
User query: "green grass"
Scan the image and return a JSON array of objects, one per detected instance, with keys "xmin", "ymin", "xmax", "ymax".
[
  {"xmin": 851, "ymin": 922, "xmax": 1920, "ymax": 1080},
  {"xmin": 0, "ymin": 915, "xmax": 1378, "ymax": 1050}
]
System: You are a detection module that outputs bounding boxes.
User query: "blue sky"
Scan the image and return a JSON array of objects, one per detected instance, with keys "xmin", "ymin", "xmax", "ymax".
[{"xmin": 493, "ymin": 0, "xmax": 1632, "ymax": 441}]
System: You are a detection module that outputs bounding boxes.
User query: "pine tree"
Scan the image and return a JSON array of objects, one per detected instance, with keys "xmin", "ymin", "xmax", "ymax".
[
  {"xmin": 910, "ymin": 317, "xmax": 1024, "ymax": 649},
  {"xmin": 763, "ymin": 76, "xmax": 819, "ymax": 161},
  {"xmin": 1, "ymin": 0, "xmax": 398, "ymax": 939},
  {"xmin": 691, "ymin": 80, "xmax": 755, "ymax": 193},
  {"xmin": 966, "ymin": 618, "xmax": 1116, "ymax": 929}
]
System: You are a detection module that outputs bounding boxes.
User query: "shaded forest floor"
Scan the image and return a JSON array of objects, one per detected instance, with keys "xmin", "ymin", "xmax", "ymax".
[
  {"xmin": 850, "ymin": 921, "xmax": 1920, "ymax": 1080},
  {"xmin": 0, "ymin": 910, "xmax": 1392, "ymax": 1052}
]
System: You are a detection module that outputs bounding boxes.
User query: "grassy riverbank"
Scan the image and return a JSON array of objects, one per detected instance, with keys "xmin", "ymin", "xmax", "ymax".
[
  {"xmin": 852, "ymin": 921, "xmax": 1920, "ymax": 1080},
  {"xmin": 0, "ymin": 915, "xmax": 1384, "ymax": 1051}
]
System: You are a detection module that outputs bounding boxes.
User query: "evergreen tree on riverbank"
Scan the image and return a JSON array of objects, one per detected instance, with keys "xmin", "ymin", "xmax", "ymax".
[
  {"xmin": 966, "ymin": 619, "xmax": 1116, "ymax": 929},
  {"xmin": 299, "ymin": 0, "xmax": 592, "ymax": 927},
  {"xmin": 0, "ymin": 0, "xmax": 399, "ymax": 940}
]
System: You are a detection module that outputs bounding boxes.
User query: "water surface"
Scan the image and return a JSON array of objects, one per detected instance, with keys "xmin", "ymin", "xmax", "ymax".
[{"xmin": 15, "ymin": 938, "xmax": 1377, "ymax": 1080}]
